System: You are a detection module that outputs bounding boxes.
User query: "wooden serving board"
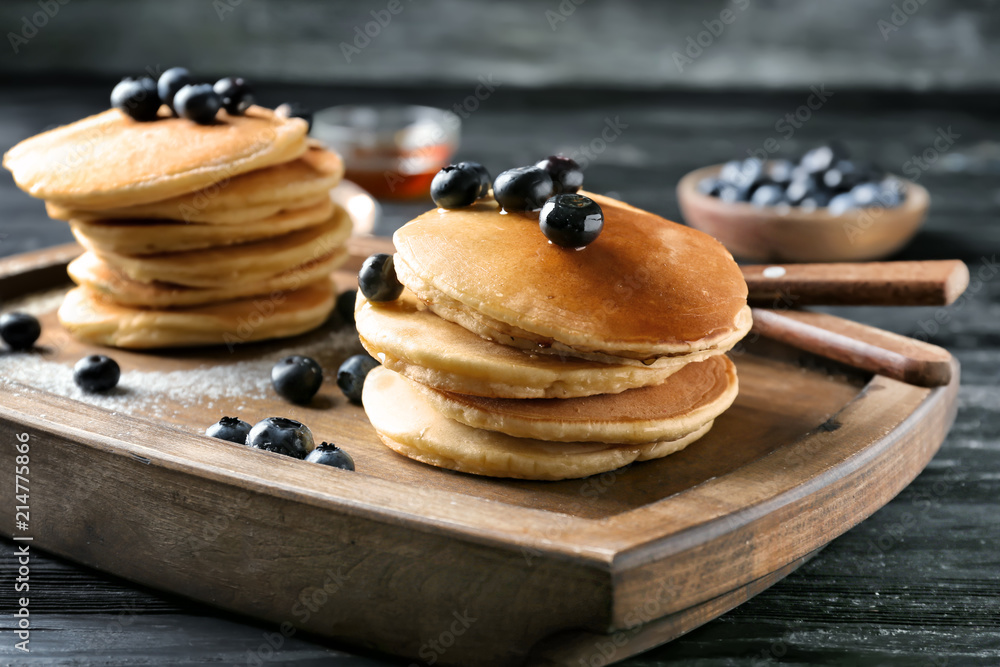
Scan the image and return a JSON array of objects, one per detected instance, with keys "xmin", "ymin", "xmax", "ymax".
[{"xmin": 0, "ymin": 241, "xmax": 959, "ymax": 667}]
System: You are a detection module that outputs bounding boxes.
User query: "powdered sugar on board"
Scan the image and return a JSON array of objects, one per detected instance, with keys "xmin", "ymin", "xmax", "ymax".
[{"xmin": 0, "ymin": 291, "xmax": 366, "ymax": 422}]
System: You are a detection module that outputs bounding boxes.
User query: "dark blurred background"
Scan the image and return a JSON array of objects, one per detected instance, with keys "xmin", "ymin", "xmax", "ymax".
[
  {"xmin": 1, "ymin": 2, "xmax": 999, "ymax": 666},
  {"xmin": 3, "ymin": 0, "xmax": 1000, "ymax": 90}
]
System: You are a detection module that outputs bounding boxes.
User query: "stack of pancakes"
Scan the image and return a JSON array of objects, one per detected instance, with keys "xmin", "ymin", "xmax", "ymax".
[
  {"xmin": 3, "ymin": 106, "xmax": 351, "ymax": 348},
  {"xmin": 357, "ymin": 193, "xmax": 752, "ymax": 480}
]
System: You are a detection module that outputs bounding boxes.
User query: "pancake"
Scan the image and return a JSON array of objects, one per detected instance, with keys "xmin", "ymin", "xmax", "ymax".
[
  {"xmin": 75, "ymin": 210, "xmax": 352, "ymax": 288},
  {"xmin": 355, "ymin": 290, "xmax": 706, "ymax": 398},
  {"xmin": 69, "ymin": 198, "xmax": 337, "ymax": 255},
  {"xmin": 392, "ymin": 192, "xmax": 750, "ymax": 362},
  {"xmin": 3, "ymin": 105, "xmax": 308, "ymax": 210},
  {"xmin": 362, "ymin": 367, "xmax": 714, "ymax": 480},
  {"xmin": 68, "ymin": 248, "xmax": 348, "ymax": 308},
  {"xmin": 49, "ymin": 193, "xmax": 330, "ymax": 226},
  {"xmin": 412, "ymin": 355, "xmax": 737, "ymax": 444},
  {"xmin": 58, "ymin": 279, "xmax": 335, "ymax": 349},
  {"xmin": 46, "ymin": 145, "xmax": 343, "ymax": 223}
]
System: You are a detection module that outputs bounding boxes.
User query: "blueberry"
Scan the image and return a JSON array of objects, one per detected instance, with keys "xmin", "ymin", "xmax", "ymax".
[
  {"xmin": 206, "ymin": 416, "xmax": 252, "ymax": 444},
  {"xmin": 245, "ymin": 417, "xmax": 314, "ymax": 459},
  {"xmin": 822, "ymin": 160, "xmax": 877, "ymax": 192},
  {"xmin": 767, "ymin": 159, "xmax": 795, "ymax": 185},
  {"xmin": 335, "ymin": 289, "xmax": 357, "ymax": 325},
  {"xmin": 718, "ymin": 160, "xmax": 744, "ymax": 185},
  {"xmin": 271, "ymin": 355, "xmax": 323, "ymax": 404},
  {"xmin": 785, "ymin": 173, "xmax": 820, "ymax": 205},
  {"xmin": 799, "ymin": 191, "xmax": 831, "ymax": 209},
  {"xmin": 111, "ymin": 77, "xmax": 160, "ymax": 122},
  {"xmin": 799, "ymin": 143, "xmax": 848, "ymax": 174},
  {"xmin": 850, "ymin": 182, "xmax": 882, "ymax": 208},
  {"xmin": 696, "ymin": 177, "xmax": 721, "ymax": 196},
  {"xmin": 539, "ymin": 194, "xmax": 604, "ymax": 248},
  {"xmin": 276, "ymin": 102, "xmax": 313, "ymax": 132},
  {"xmin": 173, "ymin": 83, "xmax": 221, "ymax": 124},
  {"xmin": 156, "ymin": 67, "xmax": 193, "ymax": 111},
  {"xmin": 358, "ymin": 253, "xmax": 403, "ymax": 302},
  {"xmin": 456, "ymin": 161, "xmax": 492, "ymax": 199},
  {"xmin": 535, "ymin": 156, "xmax": 583, "ymax": 194},
  {"xmin": 337, "ymin": 354, "xmax": 380, "ymax": 404},
  {"xmin": 718, "ymin": 185, "xmax": 744, "ymax": 203},
  {"xmin": 305, "ymin": 442, "xmax": 355, "ymax": 471},
  {"xmin": 73, "ymin": 355, "xmax": 120, "ymax": 393},
  {"xmin": 750, "ymin": 184, "xmax": 785, "ymax": 207},
  {"xmin": 828, "ymin": 192, "xmax": 857, "ymax": 216},
  {"xmin": 431, "ymin": 163, "xmax": 485, "ymax": 208},
  {"xmin": 213, "ymin": 77, "xmax": 254, "ymax": 115},
  {"xmin": 492, "ymin": 166, "xmax": 554, "ymax": 211},
  {"xmin": 878, "ymin": 178, "xmax": 906, "ymax": 207},
  {"xmin": 0, "ymin": 312, "xmax": 40, "ymax": 350},
  {"xmin": 720, "ymin": 158, "xmax": 764, "ymax": 195}
]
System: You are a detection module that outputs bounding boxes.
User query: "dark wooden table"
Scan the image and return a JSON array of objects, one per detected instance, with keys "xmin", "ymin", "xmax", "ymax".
[{"xmin": 1, "ymin": 82, "xmax": 998, "ymax": 666}]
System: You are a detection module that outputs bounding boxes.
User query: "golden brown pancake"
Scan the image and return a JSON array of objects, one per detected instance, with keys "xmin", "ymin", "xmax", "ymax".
[
  {"xmin": 68, "ymin": 198, "xmax": 337, "ymax": 255},
  {"xmin": 68, "ymin": 248, "xmax": 347, "ymax": 308},
  {"xmin": 45, "ymin": 145, "xmax": 343, "ymax": 222},
  {"xmin": 362, "ymin": 367, "xmax": 715, "ymax": 480},
  {"xmin": 393, "ymin": 192, "xmax": 750, "ymax": 361},
  {"xmin": 75, "ymin": 210, "xmax": 352, "ymax": 288},
  {"xmin": 4, "ymin": 105, "xmax": 308, "ymax": 210},
  {"xmin": 412, "ymin": 355, "xmax": 737, "ymax": 444},
  {"xmin": 58, "ymin": 279, "xmax": 335, "ymax": 349},
  {"xmin": 355, "ymin": 290, "xmax": 706, "ymax": 398}
]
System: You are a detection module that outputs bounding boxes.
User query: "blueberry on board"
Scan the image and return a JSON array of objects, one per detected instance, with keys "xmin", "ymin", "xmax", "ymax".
[
  {"xmin": 828, "ymin": 192, "xmax": 857, "ymax": 216},
  {"xmin": 0, "ymin": 312, "xmax": 40, "ymax": 350},
  {"xmin": 73, "ymin": 355, "xmax": 120, "ymax": 393},
  {"xmin": 492, "ymin": 166, "xmax": 554, "ymax": 211},
  {"xmin": 539, "ymin": 194, "xmax": 604, "ymax": 248},
  {"xmin": 157, "ymin": 67, "xmax": 193, "ymax": 111},
  {"xmin": 535, "ymin": 156, "xmax": 584, "ymax": 194},
  {"xmin": 697, "ymin": 177, "xmax": 722, "ymax": 196},
  {"xmin": 767, "ymin": 159, "xmax": 795, "ymax": 186},
  {"xmin": 245, "ymin": 417, "xmax": 314, "ymax": 459},
  {"xmin": 173, "ymin": 83, "xmax": 221, "ymax": 124},
  {"xmin": 431, "ymin": 164, "xmax": 485, "ymax": 208},
  {"xmin": 750, "ymin": 184, "xmax": 786, "ymax": 208},
  {"xmin": 276, "ymin": 102, "xmax": 313, "ymax": 132},
  {"xmin": 213, "ymin": 77, "xmax": 254, "ymax": 115},
  {"xmin": 335, "ymin": 289, "xmax": 357, "ymax": 325},
  {"xmin": 206, "ymin": 416, "xmax": 252, "ymax": 444},
  {"xmin": 271, "ymin": 355, "xmax": 323, "ymax": 404},
  {"xmin": 455, "ymin": 161, "xmax": 492, "ymax": 199},
  {"xmin": 111, "ymin": 77, "xmax": 160, "ymax": 122},
  {"xmin": 358, "ymin": 253, "xmax": 404, "ymax": 302},
  {"xmin": 305, "ymin": 443, "xmax": 355, "ymax": 471},
  {"xmin": 337, "ymin": 354, "xmax": 380, "ymax": 404}
]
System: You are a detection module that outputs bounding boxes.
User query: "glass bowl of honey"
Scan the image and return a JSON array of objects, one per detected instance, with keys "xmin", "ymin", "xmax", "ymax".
[{"xmin": 313, "ymin": 104, "xmax": 460, "ymax": 200}]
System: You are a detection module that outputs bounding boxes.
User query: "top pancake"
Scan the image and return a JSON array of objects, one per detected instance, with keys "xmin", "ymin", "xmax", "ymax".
[
  {"xmin": 45, "ymin": 143, "xmax": 343, "ymax": 222},
  {"xmin": 393, "ymin": 192, "xmax": 750, "ymax": 358},
  {"xmin": 3, "ymin": 105, "xmax": 309, "ymax": 210}
]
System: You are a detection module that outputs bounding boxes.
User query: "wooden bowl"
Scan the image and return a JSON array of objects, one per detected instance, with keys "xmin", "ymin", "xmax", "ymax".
[{"xmin": 677, "ymin": 165, "xmax": 929, "ymax": 263}]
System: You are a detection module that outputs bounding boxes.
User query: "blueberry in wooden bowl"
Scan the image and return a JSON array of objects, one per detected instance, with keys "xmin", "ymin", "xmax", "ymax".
[{"xmin": 676, "ymin": 150, "xmax": 929, "ymax": 263}]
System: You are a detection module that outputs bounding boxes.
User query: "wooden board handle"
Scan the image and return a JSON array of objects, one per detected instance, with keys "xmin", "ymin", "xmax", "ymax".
[
  {"xmin": 750, "ymin": 308, "xmax": 953, "ymax": 387},
  {"xmin": 743, "ymin": 260, "xmax": 969, "ymax": 307}
]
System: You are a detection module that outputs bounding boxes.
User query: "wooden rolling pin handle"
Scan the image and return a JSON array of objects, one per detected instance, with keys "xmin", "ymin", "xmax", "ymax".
[
  {"xmin": 750, "ymin": 308, "xmax": 953, "ymax": 388},
  {"xmin": 743, "ymin": 260, "xmax": 970, "ymax": 307}
]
